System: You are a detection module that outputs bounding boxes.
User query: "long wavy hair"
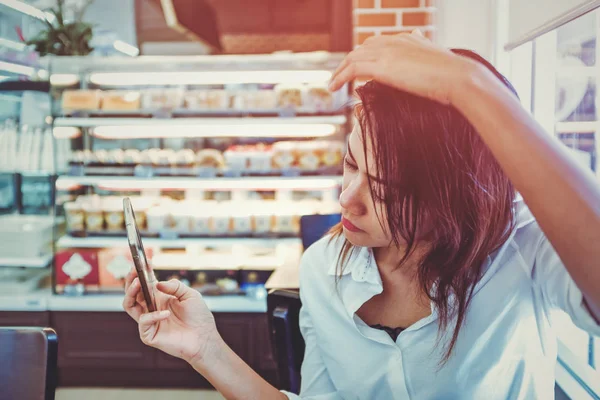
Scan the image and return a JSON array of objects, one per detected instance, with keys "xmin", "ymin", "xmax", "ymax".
[{"xmin": 329, "ymin": 49, "xmax": 519, "ymax": 363}]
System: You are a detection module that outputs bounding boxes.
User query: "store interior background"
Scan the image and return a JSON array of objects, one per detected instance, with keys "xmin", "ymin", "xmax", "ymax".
[{"xmin": 0, "ymin": 0, "xmax": 599, "ymax": 399}]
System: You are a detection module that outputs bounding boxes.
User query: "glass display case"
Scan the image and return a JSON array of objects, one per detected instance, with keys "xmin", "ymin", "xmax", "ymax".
[
  {"xmin": 48, "ymin": 53, "xmax": 350, "ymax": 297},
  {"xmin": 0, "ymin": 1, "xmax": 47, "ymax": 81},
  {"xmin": 507, "ymin": 5, "xmax": 600, "ymax": 389}
]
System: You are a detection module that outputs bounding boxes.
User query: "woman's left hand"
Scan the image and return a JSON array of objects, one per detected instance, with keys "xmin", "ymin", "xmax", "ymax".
[{"xmin": 328, "ymin": 30, "xmax": 473, "ymax": 106}]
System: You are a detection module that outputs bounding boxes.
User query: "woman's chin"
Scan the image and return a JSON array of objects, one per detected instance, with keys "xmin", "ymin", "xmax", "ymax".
[{"xmin": 343, "ymin": 230, "xmax": 370, "ymax": 247}]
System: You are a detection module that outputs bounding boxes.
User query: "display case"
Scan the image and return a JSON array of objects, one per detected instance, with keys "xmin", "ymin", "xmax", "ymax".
[
  {"xmin": 506, "ymin": 3, "xmax": 600, "ymax": 391},
  {"xmin": 49, "ymin": 53, "xmax": 350, "ymax": 297},
  {"xmin": 0, "ymin": 1, "xmax": 47, "ymax": 81}
]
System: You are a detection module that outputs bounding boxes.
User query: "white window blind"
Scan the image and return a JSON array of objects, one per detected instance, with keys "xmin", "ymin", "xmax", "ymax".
[{"xmin": 506, "ymin": 0, "xmax": 600, "ymax": 50}]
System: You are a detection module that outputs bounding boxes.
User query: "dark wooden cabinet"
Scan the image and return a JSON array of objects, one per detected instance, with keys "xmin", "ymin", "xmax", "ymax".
[
  {"xmin": 51, "ymin": 312, "xmax": 155, "ymax": 369},
  {"xmin": 0, "ymin": 311, "xmax": 50, "ymax": 327},
  {"xmin": 40, "ymin": 311, "xmax": 278, "ymax": 388}
]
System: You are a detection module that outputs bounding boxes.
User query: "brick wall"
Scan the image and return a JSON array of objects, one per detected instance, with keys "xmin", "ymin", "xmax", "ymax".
[{"xmin": 353, "ymin": 0, "xmax": 437, "ymax": 46}]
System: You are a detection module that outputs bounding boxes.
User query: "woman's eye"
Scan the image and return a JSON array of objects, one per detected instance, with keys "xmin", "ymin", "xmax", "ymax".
[{"xmin": 344, "ymin": 157, "xmax": 357, "ymax": 171}]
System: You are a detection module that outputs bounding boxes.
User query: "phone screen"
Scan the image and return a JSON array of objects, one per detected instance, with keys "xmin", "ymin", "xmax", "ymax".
[{"xmin": 124, "ymin": 197, "xmax": 157, "ymax": 312}]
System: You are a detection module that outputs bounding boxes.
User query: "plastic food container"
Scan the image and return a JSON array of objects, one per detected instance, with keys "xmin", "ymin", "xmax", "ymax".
[
  {"xmin": 64, "ymin": 202, "xmax": 85, "ymax": 231},
  {"xmin": 83, "ymin": 203, "xmax": 104, "ymax": 232}
]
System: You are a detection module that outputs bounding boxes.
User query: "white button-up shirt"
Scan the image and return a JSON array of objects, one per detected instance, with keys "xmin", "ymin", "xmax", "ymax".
[{"xmin": 282, "ymin": 200, "xmax": 600, "ymax": 399}]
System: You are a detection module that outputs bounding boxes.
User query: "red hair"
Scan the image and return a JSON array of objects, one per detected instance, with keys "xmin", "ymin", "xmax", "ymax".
[{"xmin": 330, "ymin": 49, "xmax": 518, "ymax": 363}]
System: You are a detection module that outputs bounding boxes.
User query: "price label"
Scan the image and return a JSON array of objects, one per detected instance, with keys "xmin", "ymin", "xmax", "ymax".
[{"xmin": 134, "ymin": 165, "xmax": 154, "ymax": 178}]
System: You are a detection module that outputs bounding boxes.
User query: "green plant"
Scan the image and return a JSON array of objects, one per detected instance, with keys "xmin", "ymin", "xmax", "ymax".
[{"xmin": 26, "ymin": 0, "xmax": 95, "ymax": 56}]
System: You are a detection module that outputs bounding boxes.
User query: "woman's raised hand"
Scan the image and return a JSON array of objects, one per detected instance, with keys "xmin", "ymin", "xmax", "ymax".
[{"xmin": 329, "ymin": 30, "xmax": 473, "ymax": 105}]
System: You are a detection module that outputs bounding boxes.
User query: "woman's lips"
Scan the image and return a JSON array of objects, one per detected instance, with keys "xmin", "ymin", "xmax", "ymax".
[{"xmin": 342, "ymin": 217, "xmax": 363, "ymax": 233}]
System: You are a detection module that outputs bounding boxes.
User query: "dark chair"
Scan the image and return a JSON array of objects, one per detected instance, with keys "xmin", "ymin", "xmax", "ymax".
[
  {"xmin": 268, "ymin": 289, "xmax": 304, "ymax": 394},
  {"xmin": 0, "ymin": 327, "xmax": 58, "ymax": 400},
  {"xmin": 299, "ymin": 213, "xmax": 341, "ymax": 251},
  {"xmin": 268, "ymin": 213, "xmax": 340, "ymax": 393}
]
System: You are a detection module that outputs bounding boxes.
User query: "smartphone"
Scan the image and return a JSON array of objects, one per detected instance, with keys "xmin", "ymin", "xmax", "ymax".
[{"xmin": 124, "ymin": 197, "xmax": 157, "ymax": 312}]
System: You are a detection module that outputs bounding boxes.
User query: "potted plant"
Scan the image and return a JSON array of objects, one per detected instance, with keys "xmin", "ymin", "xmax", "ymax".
[{"xmin": 23, "ymin": 0, "xmax": 95, "ymax": 56}]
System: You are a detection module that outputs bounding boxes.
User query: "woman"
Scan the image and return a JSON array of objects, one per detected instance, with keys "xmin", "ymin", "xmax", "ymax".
[{"xmin": 123, "ymin": 31, "xmax": 600, "ymax": 399}]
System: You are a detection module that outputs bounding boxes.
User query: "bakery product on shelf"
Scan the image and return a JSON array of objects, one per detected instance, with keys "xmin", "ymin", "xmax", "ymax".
[
  {"xmin": 275, "ymin": 84, "xmax": 304, "ymax": 108},
  {"xmin": 247, "ymin": 144, "xmax": 273, "ymax": 172},
  {"xmin": 304, "ymin": 84, "xmax": 334, "ymax": 112},
  {"xmin": 123, "ymin": 149, "xmax": 142, "ymax": 165},
  {"xmin": 297, "ymin": 141, "xmax": 321, "ymax": 171},
  {"xmin": 197, "ymin": 149, "xmax": 226, "ymax": 169},
  {"xmin": 175, "ymin": 149, "xmax": 196, "ymax": 168},
  {"xmin": 103, "ymin": 198, "xmax": 125, "ymax": 232},
  {"xmin": 62, "ymin": 90, "xmax": 102, "ymax": 111},
  {"xmin": 141, "ymin": 89, "xmax": 183, "ymax": 110},
  {"xmin": 320, "ymin": 141, "xmax": 345, "ymax": 167},
  {"xmin": 64, "ymin": 202, "xmax": 85, "ymax": 231},
  {"xmin": 183, "ymin": 90, "xmax": 229, "ymax": 110},
  {"xmin": 272, "ymin": 141, "xmax": 298, "ymax": 169},
  {"xmin": 101, "ymin": 91, "xmax": 141, "ymax": 111}
]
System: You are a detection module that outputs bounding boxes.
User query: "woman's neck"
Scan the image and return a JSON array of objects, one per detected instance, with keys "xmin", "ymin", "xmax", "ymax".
[{"xmin": 373, "ymin": 243, "xmax": 429, "ymax": 281}]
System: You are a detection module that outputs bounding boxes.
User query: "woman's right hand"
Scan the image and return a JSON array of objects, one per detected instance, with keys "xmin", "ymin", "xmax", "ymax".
[{"xmin": 123, "ymin": 269, "xmax": 221, "ymax": 365}]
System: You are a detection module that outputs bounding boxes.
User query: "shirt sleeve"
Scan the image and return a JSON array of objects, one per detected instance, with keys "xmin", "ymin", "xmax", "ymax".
[
  {"xmin": 532, "ymin": 232, "xmax": 600, "ymax": 337},
  {"xmin": 280, "ymin": 245, "xmax": 343, "ymax": 400}
]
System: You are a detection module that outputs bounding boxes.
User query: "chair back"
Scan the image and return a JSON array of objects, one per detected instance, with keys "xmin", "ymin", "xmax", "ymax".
[{"xmin": 0, "ymin": 327, "xmax": 58, "ymax": 400}]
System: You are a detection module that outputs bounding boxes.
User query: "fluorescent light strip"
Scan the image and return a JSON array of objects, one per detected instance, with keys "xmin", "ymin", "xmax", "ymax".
[
  {"xmin": 113, "ymin": 40, "xmax": 139, "ymax": 57},
  {"xmin": 0, "ymin": 60, "xmax": 36, "ymax": 76},
  {"xmin": 54, "ymin": 116, "xmax": 347, "ymax": 127},
  {"xmin": 1, "ymin": 0, "xmax": 48, "ymax": 20},
  {"xmin": 89, "ymin": 70, "xmax": 333, "ymax": 86},
  {"xmin": 0, "ymin": 37, "xmax": 26, "ymax": 51},
  {"xmin": 92, "ymin": 123, "xmax": 337, "ymax": 139},
  {"xmin": 56, "ymin": 176, "xmax": 340, "ymax": 191},
  {"xmin": 50, "ymin": 74, "xmax": 80, "ymax": 86},
  {"xmin": 53, "ymin": 127, "xmax": 81, "ymax": 139}
]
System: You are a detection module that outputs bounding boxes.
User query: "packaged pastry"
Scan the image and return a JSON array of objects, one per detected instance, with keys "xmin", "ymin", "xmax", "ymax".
[
  {"xmin": 252, "ymin": 205, "xmax": 275, "ymax": 234},
  {"xmin": 174, "ymin": 149, "xmax": 196, "ymax": 168},
  {"xmin": 141, "ymin": 88, "xmax": 183, "ymax": 109},
  {"xmin": 55, "ymin": 250, "xmax": 99, "ymax": 293},
  {"xmin": 304, "ymin": 84, "xmax": 333, "ymax": 112},
  {"xmin": 123, "ymin": 149, "xmax": 141, "ymax": 165},
  {"xmin": 249, "ymin": 90, "xmax": 277, "ymax": 109},
  {"xmin": 275, "ymin": 84, "xmax": 303, "ymax": 108},
  {"xmin": 146, "ymin": 206, "xmax": 169, "ymax": 232},
  {"xmin": 247, "ymin": 144, "xmax": 273, "ymax": 172},
  {"xmin": 273, "ymin": 206, "xmax": 300, "ymax": 234},
  {"xmin": 184, "ymin": 90, "xmax": 228, "ymax": 110},
  {"xmin": 98, "ymin": 248, "xmax": 134, "ymax": 291},
  {"xmin": 94, "ymin": 149, "xmax": 109, "ymax": 164},
  {"xmin": 211, "ymin": 206, "xmax": 232, "ymax": 235},
  {"xmin": 70, "ymin": 150, "xmax": 85, "ymax": 164},
  {"xmin": 223, "ymin": 146, "xmax": 248, "ymax": 171},
  {"xmin": 191, "ymin": 207, "xmax": 212, "ymax": 235},
  {"xmin": 196, "ymin": 149, "xmax": 225, "ymax": 169},
  {"xmin": 101, "ymin": 91, "xmax": 141, "ymax": 111},
  {"xmin": 82, "ymin": 202, "xmax": 104, "ymax": 232},
  {"xmin": 272, "ymin": 141, "xmax": 298, "ymax": 169},
  {"xmin": 103, "ymin": 199, "xmax": 124, "ymax": 232},
  {"xmin": 62, "ymin": 90, "xmax": 102, "ymax": 111},
  {"xmin": 64, "ymin": 201, "xmax": 85, "ymax": 231},
  {"xmin": 107, "ymin": 149, "xmax": 125, "ymax": 165},
  {"xmin": 320, "ymin": 141, "xmax": 345, "ymax": 167},
  {"xmin": 172, "ymin": 203, "xmax": 193, "ymax": 233},
  {"xmin": 155, "ymin": 149, "xmax": 175, "ymax": 167},
  {"xmin": 297, "ymin": 141, "xmax": 321, "ymax": 171},
  {"xmin": 231, "ymin": 211, "xmax": 253, "ymax": 234}
]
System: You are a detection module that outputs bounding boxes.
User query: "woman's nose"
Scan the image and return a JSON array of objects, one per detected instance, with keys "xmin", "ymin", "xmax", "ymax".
[{"xmin": 339, "ymin": 180, "xmax": 367, "ymax": 216}]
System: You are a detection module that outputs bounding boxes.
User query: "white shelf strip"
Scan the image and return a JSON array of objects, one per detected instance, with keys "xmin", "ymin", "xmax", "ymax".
[
  {"xmin": 555, "ymin": 121, "xmax": 597, "ymax": 134},
  {"xmin": 0, "ymin": 254, "xmax": 53, "ymax": 268},
  {"xmin": 54, "ymin": 115, "xmax": 347, "ymax": 127},
  {"xmin": 57, "ymin": 235, "xmax": 300, "ymax": 249},
  {"xmin": 56, "ymin": 175, "xmax": 342, "ymax": 191}
]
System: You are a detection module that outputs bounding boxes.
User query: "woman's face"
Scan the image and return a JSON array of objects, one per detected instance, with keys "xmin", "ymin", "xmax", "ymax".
[{"xmin": 340, "ymin": 124, "xmax": 395, "ymax": 248}]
